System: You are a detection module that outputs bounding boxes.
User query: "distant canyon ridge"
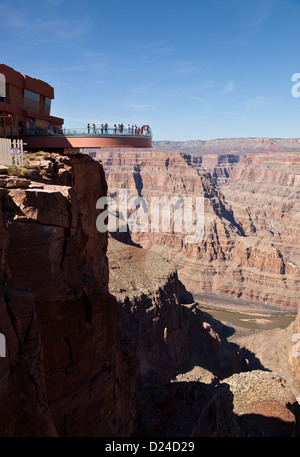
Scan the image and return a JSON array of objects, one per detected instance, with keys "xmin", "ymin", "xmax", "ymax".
[
  {"xmin": 153, "ymin": 137, "xmax": 300, "ymax": 155},
  {"xmin": 100, "ymin": 136, "xmax": 300, "ymax": 311}
]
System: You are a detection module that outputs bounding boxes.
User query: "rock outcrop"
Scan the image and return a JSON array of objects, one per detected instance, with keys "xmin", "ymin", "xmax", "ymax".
[
  {"xmin": 108, "ymin": 236, "xmax": 191, "ymax": 381},
  {"xmin": 107, "ymin": 236, "xmax": 243, "ymax": 436},
  {"xmin": 0, "ymin": 156, "xmax": 135, "ymax": 436},
  {"xmin": 222, "ymin": 370, "xmax": 297, "ymax": 437},
  {"xmin": 107, "ymin": 237, "xmax": 298, "ymax": 437}
]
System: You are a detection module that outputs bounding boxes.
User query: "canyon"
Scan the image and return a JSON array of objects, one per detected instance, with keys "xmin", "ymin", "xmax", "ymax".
[
  {"xmin": 0, "ymin": 139, "xmax": 299, "ymax": 437},
  {"xmin": 99, "ymin": 140, "xmax": 300, "ymax": 311},
  {"xmin": 0, "ymin": 153, "xmax": 241, "ymax": 437},
  {"xmin": 99, "ymin": 138, "xmax": 300, "ymax": 434}
]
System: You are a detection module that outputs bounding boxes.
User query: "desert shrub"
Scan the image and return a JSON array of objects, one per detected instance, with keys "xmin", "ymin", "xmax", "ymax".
[
  {"xmin": 7, "ymin": 165, "xmax": 22, "ymax": 177},
  {"xmin": 23, "ymin": 159, "xmax": 36, "ymax": 169},
  {"xmin": 35, "ymin": 151, "xmax": 48, "ymax": 157}
]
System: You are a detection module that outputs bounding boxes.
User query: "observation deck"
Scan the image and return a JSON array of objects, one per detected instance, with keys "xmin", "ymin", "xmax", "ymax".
[{"xmin": 22, "ymin": 126, "xmax": 153, "ymax": 151}]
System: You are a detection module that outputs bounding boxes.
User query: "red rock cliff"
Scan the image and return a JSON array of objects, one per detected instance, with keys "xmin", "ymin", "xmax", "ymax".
[{"xmin": 0, "ymin": 155, "xmax": 135, "ymax": 436}]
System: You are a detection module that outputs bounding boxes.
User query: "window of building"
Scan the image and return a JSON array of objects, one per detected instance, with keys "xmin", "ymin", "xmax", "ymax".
[
  {"xmin": 44, "ymin": 97, "xmax": 51, "ymax": 116},
  {"xmin": 0, "ymin": 74, "xmax": 6, "ymax": 102},
  {"xmin": 36, "ymin": 118, "xmax": 49, "ymax": 135},
  {"xmin": 6, "ymin": 84, "xmax": 23, "ymax": 107},
  {"xmin": 24, "ymin": 89, "xmax": 40, "ymax": 112}
]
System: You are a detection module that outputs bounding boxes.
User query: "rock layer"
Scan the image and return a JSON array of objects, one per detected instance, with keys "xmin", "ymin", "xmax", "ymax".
[{"xmin": 200, "ymin": 151, "xmax": 300, "ymax": 272}]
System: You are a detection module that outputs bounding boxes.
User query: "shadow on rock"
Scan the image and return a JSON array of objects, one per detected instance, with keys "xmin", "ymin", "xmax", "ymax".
[
  {"xmin": 134, "ymin": 380, "xmax": 239, "ymax": 437},
  {"xmin": 175, "ymin": 302, "xmax": 266, "ymax": 381},
  {"xmin": 198, "ymin": 309, "xmax": 270, "ymax": 372},
  {"xmin": 235, "ymin": 412, "xmax": 296, "ymax": 437}
]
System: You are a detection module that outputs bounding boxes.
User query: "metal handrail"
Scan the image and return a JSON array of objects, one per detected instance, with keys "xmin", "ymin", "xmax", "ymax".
[{"xmin": 23, "ymin": 126, "xmax": 152, "ymax": 138}]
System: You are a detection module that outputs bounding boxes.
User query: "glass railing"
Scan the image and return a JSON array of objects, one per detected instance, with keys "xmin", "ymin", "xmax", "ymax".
[{"xmin": 23, "ymin": 126, "xmax": 152, "ymax": 138}]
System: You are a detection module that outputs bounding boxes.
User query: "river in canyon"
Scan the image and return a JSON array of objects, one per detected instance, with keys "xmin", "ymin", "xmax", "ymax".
[{"xmin": 194, "ymin": 293, "xmax": 296, "ymax": 333}]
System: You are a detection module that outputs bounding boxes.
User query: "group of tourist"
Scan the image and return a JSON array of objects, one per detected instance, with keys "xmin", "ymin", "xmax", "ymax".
[{"xmin": 87, "ymin": 123, "xmax": 151, "ymax": 136}]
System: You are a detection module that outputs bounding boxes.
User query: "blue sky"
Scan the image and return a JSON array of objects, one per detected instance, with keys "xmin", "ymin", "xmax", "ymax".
[{"xmin": 1, "ymin": 0, "xmax": 300, "ymax": 141}]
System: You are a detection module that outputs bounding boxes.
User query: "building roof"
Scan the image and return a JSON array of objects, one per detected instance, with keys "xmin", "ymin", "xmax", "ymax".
[{"xmin": 0, "ymin": 63, "xmax": 54, "ymax": 99}]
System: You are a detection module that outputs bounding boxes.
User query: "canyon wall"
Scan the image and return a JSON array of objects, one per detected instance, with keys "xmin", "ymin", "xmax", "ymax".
[
  {"xmin": 188, "ymin": 147, "xmax": 300, "ymax": 406},
  {"xmin": 107, "ymin": 234, "xmax": 298, "ymax": 437},
  {"xmin": 289, "ymin": 302, "xmax": 300, "ymax": 396},
  {"xmin": 99, "ymin": 148, "xmax": 300, "ymax": 310},
  {"xmin": 107, "ymin": 236, "xmax": 245, "ymax": 436},
  {"xmin": 0, "ymin": 157, "xmax": 135, "ymax": 436},
  {"xmin": 200, "ymin": 151, "xmax": 300, "ymax": 273}
]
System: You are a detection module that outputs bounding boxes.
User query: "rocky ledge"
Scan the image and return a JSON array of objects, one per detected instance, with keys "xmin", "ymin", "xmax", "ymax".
[{"xmin": 222, "ymin": 370, "xmax": 297, "ymax": 437}]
